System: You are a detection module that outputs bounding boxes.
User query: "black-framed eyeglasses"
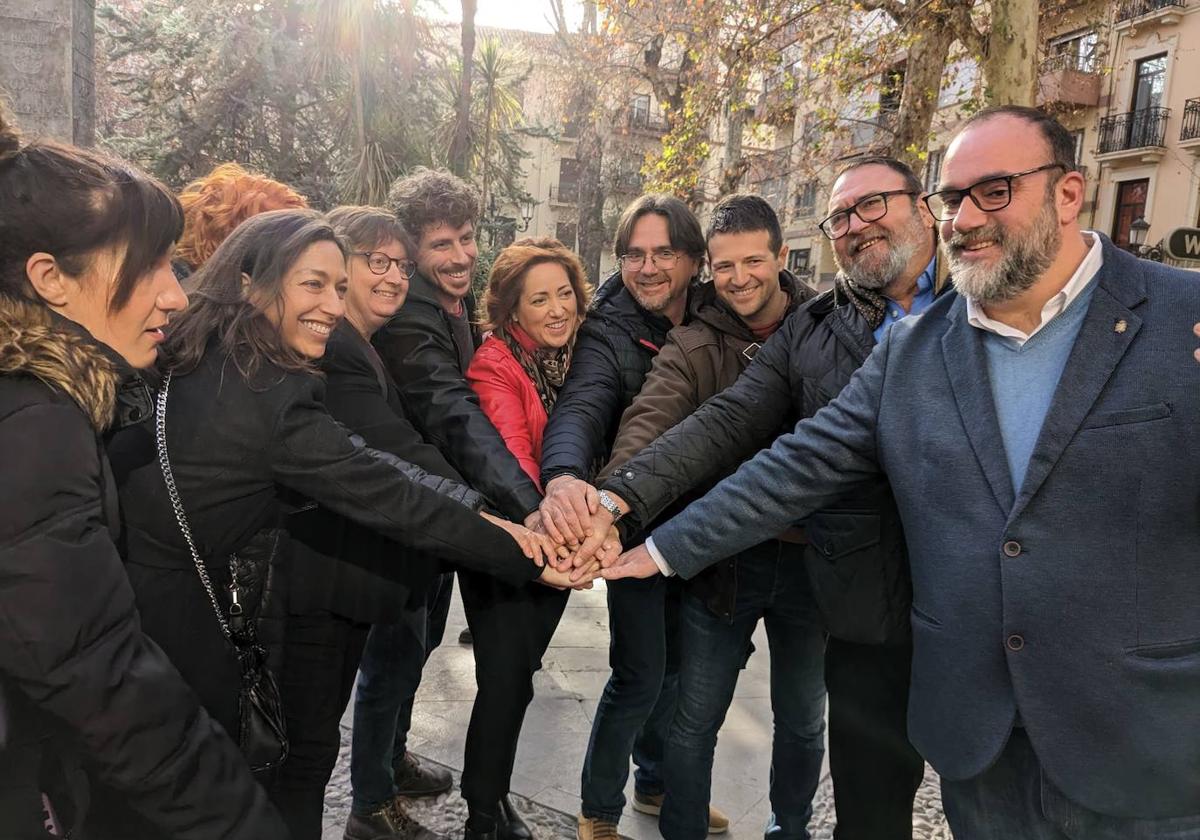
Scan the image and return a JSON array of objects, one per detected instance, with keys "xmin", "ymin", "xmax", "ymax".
[
  {"xmin": 923, "ymin": 163, "xmax": 1065, "ymax": 221},
  {"xmin": 817, "ymin": 190, "xmax": 916, "ymax": 240},
  {"xmin": 354, "ymin": 251, "xmax": 417, "ymax": 278},
  {"xmin": 619, "ymin": 249, "xmax": 680, "ymax": 271}
]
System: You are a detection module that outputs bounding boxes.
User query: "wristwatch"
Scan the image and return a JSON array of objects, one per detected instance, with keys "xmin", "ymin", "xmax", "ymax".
[{"xmin": 597, "ymin": 490, "xmax": 625, "ymax": 522}]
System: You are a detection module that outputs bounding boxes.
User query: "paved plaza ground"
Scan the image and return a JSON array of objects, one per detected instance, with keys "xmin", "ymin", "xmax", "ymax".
[{"xmin": 321, "ymin": 579, "xmax": 951, "ymax": 840}]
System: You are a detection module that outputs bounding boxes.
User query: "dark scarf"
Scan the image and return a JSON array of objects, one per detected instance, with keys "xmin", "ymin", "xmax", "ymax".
[
  {"xmin": 834, "ymin": 273, "xmax": 889, "ymax": 331},
  {"xmin": 497, "ymin": 324, "xmax": 572, "ymax": 416}
]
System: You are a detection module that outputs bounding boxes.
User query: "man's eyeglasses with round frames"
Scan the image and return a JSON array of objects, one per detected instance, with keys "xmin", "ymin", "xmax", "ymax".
[
  {"xmin": 354, "ymin": 251, "xmax": 417, "ymax": 279},
  {"xmin": 817, "ymin": 190, "xmax": 917, "ymax": 240},
  {"xmin": 922, "ymin": 163, "xmax": 1065, "ymax": 222},
  {"xmin": 619, "ymin": 250, "xmax": 679, "ymax": 271}
]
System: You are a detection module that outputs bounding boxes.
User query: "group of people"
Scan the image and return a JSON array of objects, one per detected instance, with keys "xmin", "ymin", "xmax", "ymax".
[{"xmin": 0, "ymin": 97, "xmax": 1197, "ymax": 840}]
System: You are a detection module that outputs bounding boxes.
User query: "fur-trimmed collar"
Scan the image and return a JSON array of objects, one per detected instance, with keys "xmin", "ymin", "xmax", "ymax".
[{"xmin": 0, "ymin": 296, "xmax": 120, "ymax": 429}]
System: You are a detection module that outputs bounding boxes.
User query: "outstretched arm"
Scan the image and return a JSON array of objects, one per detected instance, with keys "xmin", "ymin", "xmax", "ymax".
[{"xmin": 606, "ymin": 334, "xmax": 890, "ymax": 581}]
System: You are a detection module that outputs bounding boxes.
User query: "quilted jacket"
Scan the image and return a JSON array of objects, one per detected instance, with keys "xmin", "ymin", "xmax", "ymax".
[
  {"xmin": 604, "ymin": 287, "xmax": 928, "ymax": 644},
  {"xmin": 540, "ymin": 271, "xmax": 693, "ymax": 485},
  {"xmin": 603, "ymin": 272, "xmax": 813, "ymax": 621}
]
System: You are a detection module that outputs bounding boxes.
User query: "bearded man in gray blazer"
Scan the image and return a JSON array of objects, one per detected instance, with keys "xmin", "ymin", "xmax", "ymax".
[{"xmin": 594, "ymin": 106, "xmax": 1200, "ymax": 839}]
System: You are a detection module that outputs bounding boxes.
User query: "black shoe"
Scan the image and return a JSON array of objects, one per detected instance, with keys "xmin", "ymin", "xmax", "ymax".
[
  {"xmin": 463, "ymin": 829, "xmax": 497, "ymax": 840},
  {"xmin": 496, "ymin": 796, "xmax": 532, "ymax": 840},
  {"xmin": 458, "ymin": 627, "xmax": 473, "ymax": 644},
  {"xmin": 345, "ymin": 800, "xmax": 445, "ymax": 840},
  {"xmin": 393, "ymin": 751, "xmax": 453, "ymax": 798}
]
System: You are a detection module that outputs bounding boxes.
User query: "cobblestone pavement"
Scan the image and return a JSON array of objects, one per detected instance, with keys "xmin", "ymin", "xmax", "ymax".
[{"xmin": 321, "ymin": 580, "xmax": 950, "ymax": 840}]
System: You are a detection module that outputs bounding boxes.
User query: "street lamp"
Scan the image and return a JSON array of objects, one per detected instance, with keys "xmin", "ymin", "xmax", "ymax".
[
  {"xmin": 1128, "ymin": 217, "xmax": 1163, "ymax": 261},
  {"xmin": 482, "ymin": 195, "xmax": 536, "ymax": 248}
]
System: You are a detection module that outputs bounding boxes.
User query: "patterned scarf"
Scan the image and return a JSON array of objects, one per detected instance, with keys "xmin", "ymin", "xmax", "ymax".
[
  {"xmin": 497, "ymin": 324, "xmax": 572, "ymax": 416},
  {"xmin": 834, "ymin": 273, "xmax": 889, "ymax": 331}
]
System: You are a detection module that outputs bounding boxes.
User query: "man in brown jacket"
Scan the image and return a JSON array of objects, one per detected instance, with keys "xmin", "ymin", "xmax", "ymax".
[{"xmin": 602, "ymin": 195, "xmax": 822, "ymax": 840}]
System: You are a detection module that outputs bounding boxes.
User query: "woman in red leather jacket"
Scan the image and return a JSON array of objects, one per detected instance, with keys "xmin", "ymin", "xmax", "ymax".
[{"xmin": 458, "ymin": 238, "xmax": 591, "ymax": 840}]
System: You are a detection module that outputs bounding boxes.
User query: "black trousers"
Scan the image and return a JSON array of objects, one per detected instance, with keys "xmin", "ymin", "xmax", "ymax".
[
  {"xmin": 457, "ymin": 569, "xmax": 570, "ymax": 810},
  {"xmin": 266, "ymin": 610, "xmax": 371, "ymax": 840},
  {"xmin": 825, "ymin": 636, "xmax": 924, "ymax": 840}
]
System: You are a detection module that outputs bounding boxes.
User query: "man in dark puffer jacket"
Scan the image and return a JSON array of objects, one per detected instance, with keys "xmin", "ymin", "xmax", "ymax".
[
  {"xmin": 535, "ymin": 196, "xmax": 729, "ymax": 839},
  {"xmin": 589, "ymin": 158, "xmax": 949, "ymax": 840},
  {"xmin": 602, "ymin": 195, "xmax": 820, "ymax": 840}
]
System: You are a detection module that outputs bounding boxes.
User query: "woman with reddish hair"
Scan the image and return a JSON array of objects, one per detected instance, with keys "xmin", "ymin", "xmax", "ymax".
[
  {"xmin": 456, "ymin": 238, "xmax": 602, "ymax": 840},
  {"xmin": 173, "ymin": 162, "xmax": 308, "ymax": 275}
]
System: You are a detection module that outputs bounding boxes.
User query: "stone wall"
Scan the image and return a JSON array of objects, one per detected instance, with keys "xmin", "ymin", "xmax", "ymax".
[{"xmin": 0, "ymin": 0, "xmax": 95, "ymax": 145}]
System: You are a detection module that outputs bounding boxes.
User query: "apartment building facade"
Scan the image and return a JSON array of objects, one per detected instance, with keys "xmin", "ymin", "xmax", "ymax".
[{"xmin": 754, "ymin": 0, "xmax": 1200, "ymax": 289}]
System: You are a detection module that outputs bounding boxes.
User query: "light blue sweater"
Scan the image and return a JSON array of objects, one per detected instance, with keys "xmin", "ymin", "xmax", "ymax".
[{"xmin": 981, "ymin": 279, "xmax": 1098, "ymax": 495}]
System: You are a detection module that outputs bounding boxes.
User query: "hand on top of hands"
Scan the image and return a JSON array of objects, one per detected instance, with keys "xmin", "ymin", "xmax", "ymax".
[{"xmin": 538, "ymin": 476, "xmax": 600, "ymax": 546}]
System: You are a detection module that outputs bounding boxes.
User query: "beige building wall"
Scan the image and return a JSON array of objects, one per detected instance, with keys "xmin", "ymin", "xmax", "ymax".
[
  {"xmin": 765, "ymin": 0, "xmax": 1200, "ymax": 287},
  {"xmin": 1087, "ymin": 1, "xmax": 1200, "ymax": 266}
]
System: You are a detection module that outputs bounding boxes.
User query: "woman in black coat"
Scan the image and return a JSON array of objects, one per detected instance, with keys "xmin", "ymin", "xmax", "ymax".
[
  {"xmin": 0, "ymin": 112, "xmax": 288, "ymax": 838},
  {"xmin": 107, "ymin": 210, "xmax": 576, "ymax": 833},
  {"xmin": 269, "ymin": 207, "xmax": 504, "ymax": 839}
]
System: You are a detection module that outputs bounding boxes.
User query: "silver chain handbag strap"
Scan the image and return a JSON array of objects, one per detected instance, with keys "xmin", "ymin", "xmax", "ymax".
[{"xmin": 154, "ymin": 369, "xmax": 233, "ymax": 642}]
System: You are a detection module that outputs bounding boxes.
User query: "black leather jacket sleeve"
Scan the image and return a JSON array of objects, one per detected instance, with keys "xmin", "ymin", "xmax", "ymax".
[
  {"xmin": 268, "ymin": 378, "xmax": 540, "ymax": 585},
  {"xmin": 373, "ymin": 310, "xmax": 542, "ymax": 520},
  {"xmin": 602, "ymin": 319, "xmax": 797, "ymax": 537},
  {"xmin": 540, "ymin": 323, "xmax": 625, "ymax": 486},
  {"xmin": 347, "ymin": 431, "xmax": 484, "ymax": 511},
  {"xmin": 0, "ymin": 401, "xmax": 288, "ymax": 840}
]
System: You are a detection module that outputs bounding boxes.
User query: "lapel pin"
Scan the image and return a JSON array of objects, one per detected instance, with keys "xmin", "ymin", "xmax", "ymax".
[{"xmin": 1114, "ymin": 319, "xmax": 1128, "ymax": 334}]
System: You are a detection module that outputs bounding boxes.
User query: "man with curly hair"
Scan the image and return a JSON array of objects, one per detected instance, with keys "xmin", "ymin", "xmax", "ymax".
[{"xmin": 347, "ymin": 169, "xmax": 546, "ymax": 840}]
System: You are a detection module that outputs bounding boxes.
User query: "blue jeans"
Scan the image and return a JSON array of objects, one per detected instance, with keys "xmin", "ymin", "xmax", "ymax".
[
  {"xmin": 660, "ymin": 541, "xmax": 827, "ymax": 840},
  {"xmin": 942, "ymin": 728, "xmax": 1200, "ymax": 840},
  {"xmin": 349, "ymin": 572, "xmax": 453, "ymax": 814},
  {"xmin": 580, "ymin": 574, "xmax": 682, "ymax": 823}
]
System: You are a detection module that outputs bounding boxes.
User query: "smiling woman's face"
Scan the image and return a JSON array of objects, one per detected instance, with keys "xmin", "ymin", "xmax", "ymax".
[{"xmin": 262, "ymin": 240, "xmax": 348, "ymax": 358}]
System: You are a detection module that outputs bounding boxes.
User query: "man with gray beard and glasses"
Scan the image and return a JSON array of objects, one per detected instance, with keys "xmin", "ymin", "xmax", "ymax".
[
  {"xmin": 569, "ymin": 157, "xmax": 950, "ymax": 840},
  {"xmin": 601, "ymin": 106, "xmax": 1200, "ymax": 839}
]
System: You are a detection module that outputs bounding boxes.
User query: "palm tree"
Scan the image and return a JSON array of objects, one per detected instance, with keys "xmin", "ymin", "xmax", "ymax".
[
  {"xmin": 312, "ymin": 0, "xmax": 427, "ymax": 204},
  {"xmin": 448, "ymin": 0, "xmax": 478, "ymax": 177}
]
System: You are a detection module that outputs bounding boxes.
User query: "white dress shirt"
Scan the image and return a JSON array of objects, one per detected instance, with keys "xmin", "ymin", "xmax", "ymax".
[{"xmin": 965, "ymin": 232, "xmax": 1104, "ymax": 344}]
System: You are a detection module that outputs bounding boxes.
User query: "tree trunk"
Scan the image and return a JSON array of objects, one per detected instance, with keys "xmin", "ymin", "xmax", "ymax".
[
  {"xmin": 984, "ymin": 0, "xmax": 1040, "ymax": 106},
  {"xmin": 575, "ymin": 102, "xmax": 607, "ymax": 285},
  {"xmin": 718, "ymin": 80, "xmax": 749, "ymax": 197},
  {"xmin": 480, "ymin": 82, "xmax": 495, "ymax": 210},
  {"xmin": 889, "ymin": 20, "xmax": 956, "ymax": 172},
  {"xmin": 449, "ymin": 0, "xmax": 477, "ymax": 177}
]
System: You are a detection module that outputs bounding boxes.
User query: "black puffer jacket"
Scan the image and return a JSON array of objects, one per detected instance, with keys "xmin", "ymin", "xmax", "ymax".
[
  {"xmin": 108, "ymin": 339, "xmax": 542, "ymax": 743},
  {"xmin": 540, "ymin": 272, "xmax": 688, "ymax": 485},
  {"xmin": 604, "ymin": 288, "xmax": 950, "ymax": 644},
  {"xmin": 603, "ymin": 273, "xmax": 813, "ymax": 621},
  {"xmin": 288, "ymin": 323, "xmax": 487, "ymax": 624},
  {"xmin": 373, "ymin": 271, "xmax": 542, "ymax": 520},
  {"xmin": 0, "ymin": 298, "xmax": 287, "ymax": 840}
]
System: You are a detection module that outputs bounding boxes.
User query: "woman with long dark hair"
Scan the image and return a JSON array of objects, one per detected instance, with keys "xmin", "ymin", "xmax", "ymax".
[
  {"xmin": 107, "ymin": 209, "xmax": 577, "ymax": 834},
  {"xmin": 0, "ymin": 111, "xmax": 287, "ymax": 838},
  {"xmin": 270, "ymin": 206, "xmax": 500, "ymax": 840}
]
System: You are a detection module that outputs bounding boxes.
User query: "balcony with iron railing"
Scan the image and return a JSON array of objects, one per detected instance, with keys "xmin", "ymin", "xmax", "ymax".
[
  {"xmin": 1115, "ymin": 0, "xmax": 1185, "ymax": 26},
  {"xmin": 1037, "ymin": 53, "xmax": 1102, "ymax": 108},
  {"xmin": 625, "ymin": 109, "xmax": 669, "ymax": 134},
  {"xmin": 1181, "ymin": 98, "xmax": 1200, "ymax": 154},
  {"xmin": 1096, "ymin": 107, "xmax": 1170, "ymax": 163},
  {"xmin": 548, "ymin": 181, "xmax": 578, "ymax": 205}
]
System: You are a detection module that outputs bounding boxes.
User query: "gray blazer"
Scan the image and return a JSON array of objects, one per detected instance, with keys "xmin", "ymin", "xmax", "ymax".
[{"xmin": 645, "ymin": 236, "xmax": 1200, "ymax": 820}]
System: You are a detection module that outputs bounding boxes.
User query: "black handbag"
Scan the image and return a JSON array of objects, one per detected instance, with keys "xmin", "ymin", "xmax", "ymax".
[{"xmin": 154, "ymin": 370, "xmax": 289, "ymax": 772}]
